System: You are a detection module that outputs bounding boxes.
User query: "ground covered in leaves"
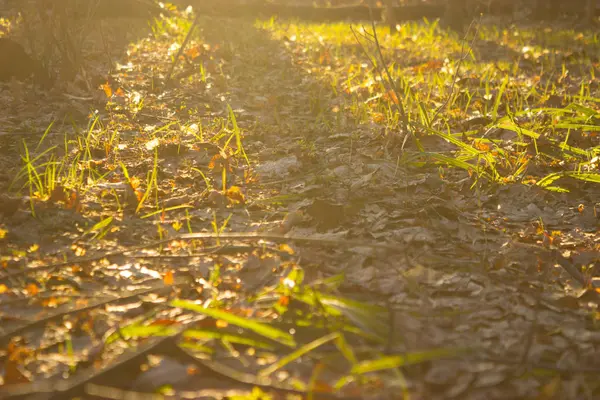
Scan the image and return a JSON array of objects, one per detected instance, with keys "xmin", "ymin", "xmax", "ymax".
[{"xmin": 1, "ymin": 3, "xmax": 599, "ymax": 400}]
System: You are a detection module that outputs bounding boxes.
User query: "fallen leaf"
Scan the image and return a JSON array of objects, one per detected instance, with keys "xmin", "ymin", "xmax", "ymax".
[
  {"xmin": 164, "ymin": 271, "xmax": 174, "ymax": 285},
  {"xmin": 25, "ymin": 283, "xmax": 39, "ymax": 296}
]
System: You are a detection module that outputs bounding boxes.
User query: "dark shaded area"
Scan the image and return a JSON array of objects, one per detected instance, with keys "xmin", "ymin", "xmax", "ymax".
[
  {"xmin": 0, "ymin": 0, "xmax": 163, "ymax": 19},
  {"xmin": 0, "ymin": 38, "xmax": 51, "ymax": 86},
  {"xmin": 70, "ymin": 0, "xmax": 166, "ymax": 19},
  {"xmin": 183, "ymin": 0, "xmax": 599, "ymax": 23},
  {"xmin": 0, "ymin": 0, "xmax": 164, "ymax": 87},
  {"xmin": 186, "ymin": 0, "xmax": 443, "ymax": 22}
]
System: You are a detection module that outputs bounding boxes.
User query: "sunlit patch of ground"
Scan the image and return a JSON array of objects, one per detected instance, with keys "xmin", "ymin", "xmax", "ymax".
[{"xmin": 0, "ymin": 4, "xmax": 599, "ymax": 399}]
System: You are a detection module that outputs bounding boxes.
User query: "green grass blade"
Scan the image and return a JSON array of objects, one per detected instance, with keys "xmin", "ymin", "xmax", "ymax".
[
  {"xmin": 565, "ymin": 171, "xmax": 600, "ymax": 183},
  {"xmin": 351, "ymin": 348, "xmax": 466, "ymax": 375},
  {"xmin": 170, "ymin": 299, "xmax": 296, "ymax": 348},
  {"xmin": 183, "ymin": 329, "xmax": 276, "ymax": 350},
  {"xmin": 259, "ymin": 332, "xmax": 340, "ymax": 377},
  {"xmin": 36, "ymin": 121, "xmax": 55, "ymax": 152}
]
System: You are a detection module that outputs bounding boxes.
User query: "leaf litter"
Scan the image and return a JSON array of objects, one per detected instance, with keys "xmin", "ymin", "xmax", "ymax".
[{"xmin": 0, "ymin": 2, "xmax": 599, "ymax": 399}]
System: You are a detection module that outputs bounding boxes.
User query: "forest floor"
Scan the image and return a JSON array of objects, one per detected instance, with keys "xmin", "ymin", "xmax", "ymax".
[{"xmin": 0, "ymin": 3, "xmax": 599, "ymax": 400}]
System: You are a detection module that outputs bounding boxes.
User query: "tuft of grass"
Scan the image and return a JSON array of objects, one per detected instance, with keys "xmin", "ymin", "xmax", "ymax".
[
  {"xmin": 170, "ymin": 298, "xmax": 297, "ymax": 348},
  {"xmin": 258, "ymin": 18, "xmax": 599, "ymax": 192}
]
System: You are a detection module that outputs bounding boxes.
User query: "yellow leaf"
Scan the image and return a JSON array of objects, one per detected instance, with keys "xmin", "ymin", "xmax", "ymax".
[
  {"xmin": 130, "ymin": 176, "xmax": 141, "ymax": 190},
  {"xmin": 385, "ymin": 90, "xmax": 399, "ymax": 105},
  {"xmin": 100, "ymin": 82, "xmax": 112, "ymax": 98},
  {"xmin": 474, "ymin": 140, "xmax": 490, "ymax": 151},
  {"xmin": 163, "ymin": 271, "xmax": 174, "ymax": 285},
  {"xmin": 279, "ymin": 243, "xmax": 295, "ymax": 255},
  {"xmin": 184, "ymin": 46, "xmax": 201, "ymax": 59},
  {"xmin": 25, "ymin": 283, "xmax": 39, "ymax": 296},
  {"xmin": 371, "ymin": 112, "xmax": 385, "ymax": 124},
  {"xmin": 172, "ymin": 221, "xmax": 183, "ymax": 232},
  {"xmin": 42, "ymin": 297, "xmax": 59, "ymax": 308},
  {"xmin": 225, "ymin": 186, "xmax": 245, "ymax": 205},
  {"xmin": 215, "ymin": 319, "xmax": 229, "ymax": 328},
  {"xmin": 278, "ymin": 295, "xmax": 290, "ymax": 306}
]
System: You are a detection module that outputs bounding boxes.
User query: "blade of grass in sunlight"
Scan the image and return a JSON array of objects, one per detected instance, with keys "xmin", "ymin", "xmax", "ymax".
[
  {"xmin": 334, "ymin": 332, "xmax": 358, "ymax": 365},
  {"xmin": 292, "ymin": 290, "xmax": 389, "ymax": 340},
  {"xmin": 538, "ymin": 171, "xmax": 600, "ymax": 191},
  {"xmin": 35, "ymin": 121, "xmax": 55, "ymax": 152},
  {"xmin": 140, "ymin": 204, "xmax": 194, "ymax": 219},
  {"xmin": 178, "ymin": 341, "xmax": 214, "ymax": 354},
  {"xmin": 135, "ymin": 148, "xmax": 159, "ymax": 213},
  {"xmin": 568, "ymin": 172, "xmax": 600, "ymax": 183},
  {"xmin": 170, "ymin": 299, "xmax": 296, "ymax": 348},
  {"xmin": 259, "ymin": 331, "xmax": 340, "ymax": 377},
  {"xmin": 491, "ymin": 75, "xmax": 508, "ymax": 121},
  {"xmin": 104, "ymin": 324, "xmax": 180, "ymax": 345},
  {"xmin": 14, "ymin": 143, "xmax": 57, "ymax": 192},
  {"xmin": 116, "ymin": 325, "xmax": 179, "ymax": 340},
  {"xmin": 183, "ymin": 329, "xmax": 276, "ymax": 350},
  {"xmin": 83, "ymin": 216, "xmax": 113, "ymax": 241},
  {"xmin": 428, "ymin": 153, "xmax": 494, "ymax": 181},
  {"xmin": 351, "ymin": 348, "xmax": 467, "ymax": 375},
  {"xmin": 223, "ymin": 104, "xmax": 249, "ymax": 165}
]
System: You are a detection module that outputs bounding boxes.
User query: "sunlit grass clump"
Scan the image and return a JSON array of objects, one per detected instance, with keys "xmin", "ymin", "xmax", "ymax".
[{"xmin": 259, "ymin": 17, "xmax": 600, "ymax": 191}]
